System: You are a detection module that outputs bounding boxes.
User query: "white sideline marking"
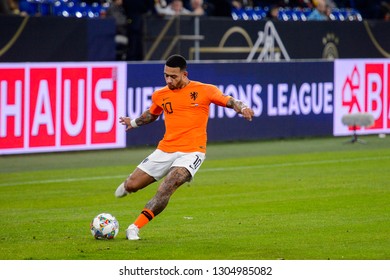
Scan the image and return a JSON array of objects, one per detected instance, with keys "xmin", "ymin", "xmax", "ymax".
[{"xmin": 1, "ymin": 155, "xmax": 389, "ymax": 187}]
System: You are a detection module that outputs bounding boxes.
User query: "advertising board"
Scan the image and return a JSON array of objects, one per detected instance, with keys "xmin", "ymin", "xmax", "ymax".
[
  {"xmin": 125, "ymin": 61, "xmax": 334, "ymax": 147},
  {"xmin": 334, "ymin": 59, "xmax": 390, "ymax": 136},
  {"xmin": 0, "ymin": 62, "xmax": 126, "ymax": 154}
]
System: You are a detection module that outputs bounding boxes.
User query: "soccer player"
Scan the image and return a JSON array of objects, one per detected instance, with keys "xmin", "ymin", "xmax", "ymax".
[{"xmin": 116, "ymin": 54, "xmax": 255, "ymax": 240}]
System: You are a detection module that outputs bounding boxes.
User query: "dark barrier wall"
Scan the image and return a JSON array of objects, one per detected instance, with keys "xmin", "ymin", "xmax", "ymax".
[
  {"xmin": 0, "ymin": 15, "xmax": 115, "ymax": 62},
  {"xmin": 125, "ymin": 61, "xmax": 334, "ymax": 147},
  {"xmin": 144, "ymin": 16, "xmax": 390, "ymax": 61}
]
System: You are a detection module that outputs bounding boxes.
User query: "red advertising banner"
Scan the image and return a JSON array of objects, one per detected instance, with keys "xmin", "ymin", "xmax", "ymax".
[
  {"xmin": 0, "ymin": 62, "xmax": 126, "ymax": 155},
  {"xmin": 334, "ymin": 59, "xmax": 390, "ymax": 136}
]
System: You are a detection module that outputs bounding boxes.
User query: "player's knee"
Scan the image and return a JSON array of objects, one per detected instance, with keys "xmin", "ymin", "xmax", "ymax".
[
  {"xmin": 124, "ymin": 173, "xmax": 151, "ymax": 193},
  {"xmin": 124, "ymin": 169, "xmax": 156, "ymax": 193},
  {"xmin": 124, "ymin": 175, "xmax": 139, "ymax": 193}
]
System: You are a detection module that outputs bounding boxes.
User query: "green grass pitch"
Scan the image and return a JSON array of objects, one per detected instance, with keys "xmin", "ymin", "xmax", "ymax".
[{"xmin": 0, "ymin": 136, "xmax": 389, "ymax": 260}]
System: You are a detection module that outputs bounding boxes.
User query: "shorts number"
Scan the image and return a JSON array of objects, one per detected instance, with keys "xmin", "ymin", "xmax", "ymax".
[{"xmin": 190, "ymin": 155, "xmax": 202, "ymax": 170}]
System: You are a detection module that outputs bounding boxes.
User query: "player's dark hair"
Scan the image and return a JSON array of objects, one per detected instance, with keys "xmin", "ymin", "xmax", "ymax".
[{"xmin": 165, "ymin": 54, "xmax": 187, "ymax": 71}]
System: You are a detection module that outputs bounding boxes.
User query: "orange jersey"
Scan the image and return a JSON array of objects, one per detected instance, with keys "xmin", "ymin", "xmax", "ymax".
[{"xmin": 149, "ymin": 81, "xmax": 231, "ymax": 153}]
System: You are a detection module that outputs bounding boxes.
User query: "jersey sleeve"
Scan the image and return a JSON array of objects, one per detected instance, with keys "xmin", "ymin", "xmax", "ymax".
[
  {"xmin": 149, "ymin": 93, "xmax": 164, "ymax": 115},
  {"xmin": 149, "ymin": 102, "xmax": 163, "ymax": 115},
  {"xmin": 208, "ymin": 84, "xmax": 231, "ymax": 107}
]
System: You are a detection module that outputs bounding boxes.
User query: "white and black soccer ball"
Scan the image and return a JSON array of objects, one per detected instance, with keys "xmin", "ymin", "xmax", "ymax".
[{"xmin": 90, "ymin": 213, "xmax": 119, "ymax": 240}]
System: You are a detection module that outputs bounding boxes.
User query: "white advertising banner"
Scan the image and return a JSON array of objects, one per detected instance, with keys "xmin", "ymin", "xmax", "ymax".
[
  {"xmin": 0, "ymin": 62, "xmax": 126, "ymax": 155},
  {"xmin": 334, "ymin": 59, "xmax": 390, "ymax": 136}
]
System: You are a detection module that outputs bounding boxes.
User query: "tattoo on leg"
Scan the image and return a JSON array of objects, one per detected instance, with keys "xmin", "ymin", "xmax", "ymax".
[{"xmin": 145, "ymin": 167, "xmax": 191, "ymax": 216}]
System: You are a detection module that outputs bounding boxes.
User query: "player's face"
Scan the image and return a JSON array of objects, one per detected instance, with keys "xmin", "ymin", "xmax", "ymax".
[{"xmin": 164, "ymin": 66, "xmax": 187, "ymax": 90}]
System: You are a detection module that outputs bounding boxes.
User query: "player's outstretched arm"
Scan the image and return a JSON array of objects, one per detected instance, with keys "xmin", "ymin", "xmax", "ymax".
[
  {"xmin": 119, "ymin": 109, "xmax": 160, "ymax": 131},
  {"xmin": 226, "ymin": 97, "xmax": 254, "ymax": 121}
]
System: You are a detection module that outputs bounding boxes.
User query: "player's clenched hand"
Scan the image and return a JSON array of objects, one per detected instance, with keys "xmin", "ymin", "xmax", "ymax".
[
  {"xmin": 119, "ymin": 116, "xmax": 133, "ymax": 131},
  {"xmin": 241, "ymin": 107, "xmax": 254, "ymax": 121}
]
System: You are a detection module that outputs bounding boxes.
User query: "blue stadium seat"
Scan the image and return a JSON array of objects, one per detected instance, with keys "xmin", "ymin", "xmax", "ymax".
[
  {"xmin": 278, "ymin": 8, "xmax": 292, "ymax": 21},
  {"xmin": 51, "ymin": 0, "xmax": 106, "ymax": 18},
  {"xmin": 19, "ymin": 0, "xmax": 53, "ymax": 16},
  {"xmin": 19, "ymin": 0, "xmax": 39, "ymax": 15},
  {"xmin": 74, "ymin": 2, "xmax": 87, "ymax": 18},
  {"xmin": 231, "ymin": 7, "xmax": 246, "ymax": 20},
  {"xmin": 292, "ymin": 8, "xmax": 306, "ymax": 21},
  {"xmin": 348, "ymin": 9, "xmax": 363, "ymax": 21},
  {"xmin": 253, "ymin": 6, "xmax": 267, "ymax": 20},
  {"xmin": 244, "ymin": 7, "xmax": 256, "ymax": 20},
  {"xmin": 231, "ymin": 6, "xmax": 363, "ymax": 21}
]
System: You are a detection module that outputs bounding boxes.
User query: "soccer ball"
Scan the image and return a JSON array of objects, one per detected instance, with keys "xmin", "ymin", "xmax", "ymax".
[{"xmin": 90, "ymin": 213, "xmax": 119, "ymax": 240}]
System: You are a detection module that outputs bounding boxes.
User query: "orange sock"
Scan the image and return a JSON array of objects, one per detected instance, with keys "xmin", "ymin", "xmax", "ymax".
[{"xmin": 134, "ymin": 208, "xmax": 155, "ymax": 229}]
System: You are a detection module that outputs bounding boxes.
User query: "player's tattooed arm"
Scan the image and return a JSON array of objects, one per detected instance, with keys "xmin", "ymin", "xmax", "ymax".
[
  {"xmin": 226, "ymin": 97, "xmax": 247, "ymax": 113},
  {"xmin": 136, "ymin": 110, "xmax": 159, "ymax": 126},
  {"xmin": 119, "ymin": 110, "xmax": 159, "ymax": 131},
  {"xmin": 226, "ymin": 97, "xmax": 255, "ymax": 121}
]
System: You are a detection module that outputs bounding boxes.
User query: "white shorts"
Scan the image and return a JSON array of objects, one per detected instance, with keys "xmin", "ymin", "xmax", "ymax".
[{"xmin": 137, "ymin": 149, "xmax": 206, "ymax": 181}]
